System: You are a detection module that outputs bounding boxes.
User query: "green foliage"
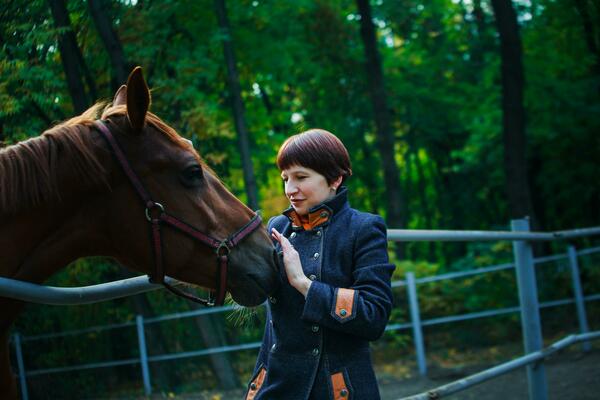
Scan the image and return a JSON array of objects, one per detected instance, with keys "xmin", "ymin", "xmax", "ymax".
[{"xmin": 2, "ymin": 0, "xmax": 600, "ymax": 395}]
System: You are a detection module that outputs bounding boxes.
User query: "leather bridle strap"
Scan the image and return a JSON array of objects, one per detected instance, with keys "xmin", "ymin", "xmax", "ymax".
[{"xmin": 94, "ymin": 120, "xmax": 262, "ymax": 306}]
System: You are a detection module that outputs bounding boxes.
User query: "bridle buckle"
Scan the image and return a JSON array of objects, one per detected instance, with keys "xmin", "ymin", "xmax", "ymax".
[
  {"xmin": 216, "ymin": 240, "xmax": 232, "ymax": 257},
  {"xmin": 145, "ymin": 202, "xmax": 165, "ymax": 222}
]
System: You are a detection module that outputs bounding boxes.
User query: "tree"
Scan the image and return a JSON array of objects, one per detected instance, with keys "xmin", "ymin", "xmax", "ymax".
[
  {"xmin": 48, "ymin": 0, "xmax": 94, "ymax": 113},
  {"xmin": 356, "ymin": 0, "xmax": 405, "ymax": 253},
  {"xmin": 87, "ymin": 0, "xmax": 129, "ymax": 90},
  {"xmin": 190, "ymin": 303, "xmax": 239, "ymax": 389},
  {"xmin": 573, "ymin": 0, "xmax": 600, "ymax": 94},
  {"xmin": 214, "ymin": 0, "xmax": 259, "ymax": 210},
  {"xmin": 490, "ymin": 0, "xmax": 537, "ymax": 224}
]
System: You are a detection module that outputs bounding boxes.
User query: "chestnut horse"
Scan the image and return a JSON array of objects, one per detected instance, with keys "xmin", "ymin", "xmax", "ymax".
[{"xmin": 0, "ymin": 67, "xmax": 279, "ymax": 399}]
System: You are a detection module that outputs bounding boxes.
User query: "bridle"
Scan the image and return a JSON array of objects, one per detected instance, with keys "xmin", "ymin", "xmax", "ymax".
[{"xmin": 94, "ymin": 120, "xmax": 262, "ymax": 306}]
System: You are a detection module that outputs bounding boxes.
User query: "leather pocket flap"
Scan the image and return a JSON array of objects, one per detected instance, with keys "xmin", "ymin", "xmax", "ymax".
[{"xmin": 246, "ymin": 366, "xmax": 267, "ymax": 400}]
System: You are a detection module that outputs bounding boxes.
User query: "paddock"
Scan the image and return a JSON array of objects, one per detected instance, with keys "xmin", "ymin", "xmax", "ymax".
[{"xmin": 3, "ymin": 220, "xmax": 599, "ymax": 399}]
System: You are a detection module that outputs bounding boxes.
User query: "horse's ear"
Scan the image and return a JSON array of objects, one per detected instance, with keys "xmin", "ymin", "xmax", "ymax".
[
  {"xmin": 113, "ymin": 85, "xmax": 127, "ymax": 106},
  {"xmin": 126, "ymin": 66, "xmax": 151, "ymax": 134}
]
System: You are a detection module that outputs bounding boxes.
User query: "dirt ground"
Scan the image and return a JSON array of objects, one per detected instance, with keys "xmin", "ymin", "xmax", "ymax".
[
  {"xmin": 378, "ymin": 347, "xmax": 600, "ymax": 400},
  {"xmin": 138, "ymin": 346, "xmax": 599, "ymax": 400}
]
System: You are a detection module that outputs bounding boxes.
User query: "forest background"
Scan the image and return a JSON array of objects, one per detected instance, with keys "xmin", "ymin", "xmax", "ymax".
[{"xmin": 1, "ymin": 0, "xmax": 599, "ymax": 398}]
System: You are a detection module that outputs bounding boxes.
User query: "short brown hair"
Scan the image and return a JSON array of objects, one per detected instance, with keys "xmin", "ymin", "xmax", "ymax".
[{"xmin": 276, "ymin": 129, "xmax": 352, "ymax": 185}]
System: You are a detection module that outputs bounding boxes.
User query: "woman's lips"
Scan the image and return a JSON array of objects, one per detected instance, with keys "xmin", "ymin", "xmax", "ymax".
[{"xmin": 291, "ymin": 199, "xmax": 305, "ymax": 205}]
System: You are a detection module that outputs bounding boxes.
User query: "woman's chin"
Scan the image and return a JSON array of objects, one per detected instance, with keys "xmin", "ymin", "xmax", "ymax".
[{"xmin": 291, "ymin": 205, "xmax": 307, "ymax": 215}]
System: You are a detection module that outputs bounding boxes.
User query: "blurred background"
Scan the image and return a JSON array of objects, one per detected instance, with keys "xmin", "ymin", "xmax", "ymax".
[{"xmin": 2, "ymin": 0, "xmax": 599, "ymax": 398}]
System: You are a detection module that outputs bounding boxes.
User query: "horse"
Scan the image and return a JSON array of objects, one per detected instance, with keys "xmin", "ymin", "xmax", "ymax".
[{"xmin": 0, "ymin": 67, "xmax": 280, "ymax": 399}]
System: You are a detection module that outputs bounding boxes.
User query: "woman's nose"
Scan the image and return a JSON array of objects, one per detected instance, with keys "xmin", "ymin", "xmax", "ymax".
[{"xmin": 285, "ymin": 182, "xmax": 298, "ymax": 196}]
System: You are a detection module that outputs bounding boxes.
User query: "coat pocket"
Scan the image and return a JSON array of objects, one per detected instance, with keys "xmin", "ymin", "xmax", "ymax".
[
  {"xmin": 245, "ymin": 365, "xmax": 267, "ymax": 400},
  {"xmin": 330, "ymin": 369, "xmax": 352, "ymax": 400}
]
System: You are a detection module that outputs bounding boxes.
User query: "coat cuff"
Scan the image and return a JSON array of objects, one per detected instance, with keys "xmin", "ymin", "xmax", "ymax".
[{"xmin": 301, "ymin": 281, "xmax": 333, "ymax": 323}]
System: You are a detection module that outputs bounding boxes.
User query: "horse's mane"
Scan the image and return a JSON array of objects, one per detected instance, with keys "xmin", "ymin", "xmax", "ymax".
[{"xmin": 0, "ymin": 102, "xmax": 196, "ymax": 216}]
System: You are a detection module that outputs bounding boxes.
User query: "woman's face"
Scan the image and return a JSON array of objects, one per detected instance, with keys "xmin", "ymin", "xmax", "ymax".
[{"xmin": 281, "ymin": 165, "xmax": 334, "ymax": 216}]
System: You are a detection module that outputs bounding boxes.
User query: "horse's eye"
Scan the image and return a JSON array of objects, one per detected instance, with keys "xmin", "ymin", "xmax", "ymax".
[{"xmin": 181, "ymin": 165, "xmax": 204, "ymax": 187}]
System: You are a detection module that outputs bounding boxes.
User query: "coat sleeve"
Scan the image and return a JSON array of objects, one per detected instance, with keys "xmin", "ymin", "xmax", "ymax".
[{"xmin": 300, "ymin": 214, "xmax": 395, "ymax": 341}]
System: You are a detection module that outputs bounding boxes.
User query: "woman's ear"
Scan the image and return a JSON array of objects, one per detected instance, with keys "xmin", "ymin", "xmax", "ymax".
[{"xmin": 331, "ymin": 175, "xmax": 343, "ymax": 191}]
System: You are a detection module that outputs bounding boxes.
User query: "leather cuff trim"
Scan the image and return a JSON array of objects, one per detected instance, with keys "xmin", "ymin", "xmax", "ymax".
[{"xmin": 332, "ymin": 288, "xmax": 357, "ymax": 323}]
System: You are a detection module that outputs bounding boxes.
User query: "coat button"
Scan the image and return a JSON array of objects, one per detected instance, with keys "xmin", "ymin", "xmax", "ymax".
[
  {"xmin": 311, "ymin": 325, "xmax": 319, "ymax": 333},
  {"xmin": 340, "ymin": 389, "xmax": 348, "ymax": 397},
  {"xmin": 312, "ymin": 348, "xmax": 319, "ymax": 356},
  {"xmin": 250, "ymin": 383, "xmax": 257, "ymax": 390},
  {"xmin": 340, "ymin": 309, "xmax": 347, "ymax": 316},
  {"xmin": 269, "ymin": 296, "xmax": 277, "ymax": 304},
  {"xmin": 320, "ymin": 211, "xmax": 329, "ymax": 218},
  {"xmin": 313, "ymin": 252, "xmax": 320, "ymax": 259},
  {"xmin": 290, "ymin": 232, "xmax": 296, "ymax": 239},
  {"xmin": 309, "ymin": 274, "xmax": 317, "ymax": 281},
  {"xmin": 271, "ymin": 343, "xmax": 277, "ymax": 351},
  {"xmin": 315, "ymin": 230, "xmax": 322, "ymax": 237}
]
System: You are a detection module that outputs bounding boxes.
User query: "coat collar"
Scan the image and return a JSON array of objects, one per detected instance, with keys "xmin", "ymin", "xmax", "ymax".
[{"xmin": 282, "ymin": 186, "xmax": 349, "ymax": 231}]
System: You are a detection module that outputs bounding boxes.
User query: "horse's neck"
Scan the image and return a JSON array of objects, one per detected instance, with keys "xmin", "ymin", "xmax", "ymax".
[
  {"xmin": 1, "ymin": 202, "xmax": 91, "ymax": 283},
  {"xmin": 0, "ymin": 129, "xmax": 115, "ymax": 283}
]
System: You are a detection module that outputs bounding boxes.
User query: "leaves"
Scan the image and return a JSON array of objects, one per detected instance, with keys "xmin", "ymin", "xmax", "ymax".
[{"xmin": 3, "ymin": 0, "xmax": 600, "ymax": 395}]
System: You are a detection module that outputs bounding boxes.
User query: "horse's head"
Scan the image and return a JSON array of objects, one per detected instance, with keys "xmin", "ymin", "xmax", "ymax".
[{"xmin": 99, "ymin": 67, "xmax": 279, "ymax": 307}]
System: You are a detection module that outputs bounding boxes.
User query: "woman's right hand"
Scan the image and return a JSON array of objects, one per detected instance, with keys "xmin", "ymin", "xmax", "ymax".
[{"xmin": 271, "ymin": 228, "xmax": 312, "ymax": 297}]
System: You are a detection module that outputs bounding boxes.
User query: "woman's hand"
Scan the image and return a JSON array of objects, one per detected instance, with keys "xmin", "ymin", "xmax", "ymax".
[{"xmin": 271, "ymin": 228, "xmax": 312, "ymax": 297}]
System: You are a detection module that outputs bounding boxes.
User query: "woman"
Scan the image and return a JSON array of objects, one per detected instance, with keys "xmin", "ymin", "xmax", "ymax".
[{"xmin": 245, "ymin": 129, "xmax": 395, "ymax": 400}]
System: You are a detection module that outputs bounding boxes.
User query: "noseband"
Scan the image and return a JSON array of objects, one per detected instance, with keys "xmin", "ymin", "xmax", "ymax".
[{"xmin": 95, "ymin": 121, "xmax": 262, "ymax": 306}]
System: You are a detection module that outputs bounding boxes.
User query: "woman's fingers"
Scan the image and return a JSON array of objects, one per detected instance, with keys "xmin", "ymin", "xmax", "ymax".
[
  {"xmin": 271, "ymin": 227, "xmax": 280, "ymax": 241},
  {"xmin": 270, "ymin": 228, "xmax": 308, "ymax": 294},
  {"xmin": 271, "ymin": 228, "xmax": 296, "ymax": 254}
]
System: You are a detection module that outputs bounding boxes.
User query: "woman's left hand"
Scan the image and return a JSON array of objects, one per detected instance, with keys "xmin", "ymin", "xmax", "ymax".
[{"xmin": 271, "ymin": 228, "xmax": 312, "ymax": 297}]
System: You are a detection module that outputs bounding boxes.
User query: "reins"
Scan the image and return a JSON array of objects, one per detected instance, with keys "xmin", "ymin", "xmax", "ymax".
[{"xmin": 94, "ymin": 120, "xmax": 262, "ymax": 306}]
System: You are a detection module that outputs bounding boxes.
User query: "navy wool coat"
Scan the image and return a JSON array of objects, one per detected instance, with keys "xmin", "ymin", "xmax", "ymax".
[{"xmin": 245, "ymin": 188, "xmax": 395, "ymax": 400}]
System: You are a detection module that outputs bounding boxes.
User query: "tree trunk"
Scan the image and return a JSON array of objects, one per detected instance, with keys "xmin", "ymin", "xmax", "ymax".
[
  {"xmin": 471, "ymin": 0, "xmax": 486, "ymax": 69},
  {"xmin": 359, "ymin": 137, "xmax": 381, "ymax": 213},
  {"xmin": 75, "ymin": 43, "xmax": 98, "ymax": 102},
  {"xmin": 190, "ymin": 304, "xmax": 239, "ymax": 389},
  {"xmin": 30, "ymin": 100, "xmax": 53, "ymax": 126},
  {"xmin": 48, "ymin": 0, "xmax": 90, "ymax": 114},
  {"xmin": 573, "ymin": 0, "xmax": 600, "ymax": 94},
  {"xmin": 214, "ymin": 0, "xmax": 259, "ymax": 210},
  {"xmin": 356, "ymin": 0, "xmax": 405, "ymax": 257},
  {"xmin": 88, "ymin": 0, "xmax": 129, "ymax": 89},
  {"xmin": 490, "ymin": 0, "xmax": 537, "ymax": 225},
  {"xmin": 114, "ymin": 269, "xmax": 178, "ymax": 388},
  {"xmin": 413, "ymin": 151, "xmax": 435, "ymax": 261}
]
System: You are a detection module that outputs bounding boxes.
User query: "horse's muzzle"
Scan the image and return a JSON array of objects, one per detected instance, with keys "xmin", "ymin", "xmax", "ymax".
[{"xmin": 272, "ymin": 248, "xmax": 283, "ymax": 272}]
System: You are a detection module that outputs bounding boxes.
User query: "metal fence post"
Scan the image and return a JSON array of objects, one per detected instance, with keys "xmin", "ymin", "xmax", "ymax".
[
  {"xmin": 511, "ymin": 218, "xmax": 548, "ymax": 400},
  {"xmin": 136, "ymin": 315, "xmax": 152, "ymax": 396},
  {"xmin": 407, "ymin": 272, "xmax": 427, "ymax": 376},
  {"xmin": 13, "ymin": 333, "xmax": 28, "ymax": 400},
  {"xmin": 567, "ymin": 245, "xmax": 591, "ymax": 352}
]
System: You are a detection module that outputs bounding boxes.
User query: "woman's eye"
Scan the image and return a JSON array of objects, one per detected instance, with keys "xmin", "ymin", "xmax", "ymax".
[{"xmin": 181, "ymin": 165, "xmax": 204, "ymax": 187}]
